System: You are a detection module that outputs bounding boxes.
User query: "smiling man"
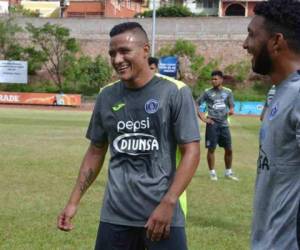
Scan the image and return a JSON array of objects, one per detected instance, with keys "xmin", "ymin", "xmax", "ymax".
[
  {"xmin": 243, "ymin": 0, "xmax": 300, "ymax": 249},
  {"xmin": 57, "ymin": 22, "xmax": 200, "ymax": 250}
]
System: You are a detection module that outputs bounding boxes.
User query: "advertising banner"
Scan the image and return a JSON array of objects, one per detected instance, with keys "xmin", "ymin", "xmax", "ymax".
[
  {"xmin": 235, "ymin": 101, "xmax": 264, "ymax": 115},
  {"xmin": 0, "ymin": 61, "xmax": 28, "ymax": 84},
  {"xmin": 199, "ymin": 101, "xmax": 264, "ymax": 115},
  {"xmin": 158, "ymin": 56, "xmax": 178, "ymax": 78},
  {"xmin": 0, "ymin": 92, "xmax": 81, "ymax": 106}
]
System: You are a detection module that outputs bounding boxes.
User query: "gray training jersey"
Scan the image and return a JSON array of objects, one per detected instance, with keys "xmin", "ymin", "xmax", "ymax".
[
  {"xmin": 265, "ymin": 85, "xmax": 276, "ymax": 108},
  {"xmin": 252, "ymin": 71, "xmax": 300, "ymax": 250},
  {"xmin": 196, "ymin": 87, "xmax": 234, "ymax": 126},
  {"xmin": 86, "ymin": 74, "xmax": 200, "ymax": 227}
]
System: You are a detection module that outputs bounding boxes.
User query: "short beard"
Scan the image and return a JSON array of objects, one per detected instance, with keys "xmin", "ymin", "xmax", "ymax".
[{"xmin": 253, "ymin": 44, "xmax": 273, "ymax": 75}]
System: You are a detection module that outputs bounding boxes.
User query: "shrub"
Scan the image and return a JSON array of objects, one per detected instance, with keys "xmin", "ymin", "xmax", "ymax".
[
  {"xmin": 63, "ymin": 55, "xmax": 112, "ymax": 95},
  {"xmin": 158, "ymin": 40, "xmax": 196, "ymax": 58},
  {"xmin": 141, "ymin": 5, "xmax": 193, "ymax": 17},
  {"xmin": 9, "ymin": 5, "xmax": 40, "ymax": 17},
  {"xmin": 224, "ymin": 60, "xmax": 251, "ymax": 83},
  {"xmin": 191, "ymin": 57, "xmax": 219, "ymax": 98}
]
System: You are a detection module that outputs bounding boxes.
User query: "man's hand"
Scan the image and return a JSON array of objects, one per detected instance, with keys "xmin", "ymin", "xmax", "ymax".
[
  {"xmin": 57, "ymin": 204, "xmax": 77, "ymax": 231},
  {"xmin": 144, "ymin": 197, "xmax": 176, "ymax": 241},
  {"xmin": 228, "ymin": 108, "xmax": 234, "ymax": 116},
  {"xmin": 206, "ymin": 117, "xmax": 215, "ymax": 124}
]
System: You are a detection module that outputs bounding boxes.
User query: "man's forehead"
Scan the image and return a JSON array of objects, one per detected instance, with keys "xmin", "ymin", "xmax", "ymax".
[
  {"xmin": 110, "ymin": 31, "xmax": 145, "ymax": 44},
  {"xmin": 248, "ymin": 15, "xmax": 265, "ymax": 32}
]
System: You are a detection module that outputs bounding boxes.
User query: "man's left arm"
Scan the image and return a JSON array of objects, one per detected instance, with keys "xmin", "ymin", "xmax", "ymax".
[
  {"xmin": 228, "ymin": 91, "xmax": 235, "ymax": 116},
  {"xmin": 145, "ymin": 141, "xmax": 200, "ymax": 241}
]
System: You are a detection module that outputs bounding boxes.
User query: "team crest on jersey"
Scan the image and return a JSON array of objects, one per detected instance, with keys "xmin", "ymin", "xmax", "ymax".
[
  {"xmin": 269, "ymin": 102, "xmax": 279, "ymax": 120},
  {"xmin": 145, "ymin": 99, "xmax": 159, "ymax": 114},
  {"xmin": 221, "ymin": 93, "xmax": 227, "ymax": 99}
]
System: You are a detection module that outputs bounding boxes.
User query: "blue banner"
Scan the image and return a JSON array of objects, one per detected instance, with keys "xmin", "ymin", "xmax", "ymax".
[
  {"xmin": 199, "ymin": 101, "xmax": 264, "ymax": 115},
  {"xmin": 235, "ymin": 101, "xmax": 264, "ymax": 115},
  {"xmin": 158, "ymin": 56, "xmax": 178, "ymax": 78}
]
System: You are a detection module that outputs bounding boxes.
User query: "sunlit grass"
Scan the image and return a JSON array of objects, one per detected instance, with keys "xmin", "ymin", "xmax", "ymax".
[{"xmin": 0, "ymin": 108, "xmax": 260, "ymax": 250}]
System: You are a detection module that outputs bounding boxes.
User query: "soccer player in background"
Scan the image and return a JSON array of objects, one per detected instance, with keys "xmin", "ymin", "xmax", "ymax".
[
  {"xmin": 57, "ymin": 22, "xmax": 200, "ymax": 250},
  {"xmin": 196, "ymin": 70, "xmax": 238, "ymax": 181},
  {"xmin": 148, "ymin": 56, "xmax": 159, "ymax": 73},
  {"xmin": 243, "ymin": 0, "xmax": 300, "ymax": 249}
]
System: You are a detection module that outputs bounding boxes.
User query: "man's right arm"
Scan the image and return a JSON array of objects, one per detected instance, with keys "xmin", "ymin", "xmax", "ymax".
[
  {"xmin": 57, "ymin": 142, "xmax": 108, "ymax": 231},
  {"xmin": 196, "ymin": 92, "xmax": 213, "ymax": 124}
]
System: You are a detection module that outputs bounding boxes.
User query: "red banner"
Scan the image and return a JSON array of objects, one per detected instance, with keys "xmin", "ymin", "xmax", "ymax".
[{"xmin": 0, "ymin": 91, "xmax": 81, "ymax": 106}]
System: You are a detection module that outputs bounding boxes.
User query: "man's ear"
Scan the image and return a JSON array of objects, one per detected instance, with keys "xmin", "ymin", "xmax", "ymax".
[
  {"xmin": 269, "ymin": 33, "xmax": 286, "ymax": 55},
  {"xmin": 143, "ymin": 43, "xmax": 150, "ymax": 57}
]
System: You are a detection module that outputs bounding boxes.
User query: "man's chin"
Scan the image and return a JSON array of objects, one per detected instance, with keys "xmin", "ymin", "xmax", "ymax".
[{"xmin": 118, "ymin": 73, "xmax": 130, "ymax": 81}]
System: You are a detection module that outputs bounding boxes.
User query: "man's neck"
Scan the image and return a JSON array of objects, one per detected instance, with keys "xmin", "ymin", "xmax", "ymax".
[
  {"xmin": 270, "ymin": 55, "xmax": 300, "ymax": 85},
  {"xmin": 213, "ymin": 85, "xmax": 222, "ymax": 90},
  {"xmin": 124, "ymin": 70, "xmax": 154, "ymax": 89}
]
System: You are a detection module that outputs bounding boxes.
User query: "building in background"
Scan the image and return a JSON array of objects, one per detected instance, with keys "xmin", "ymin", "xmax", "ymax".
[
  {"xmin": 21, "ymin": 1, "xmax": 60, "ymax": 17},
  {"xmin": 148, "ymin": 0, "xmax": 265, "ymax": 17},
  {"xmin": 219, "ymin": 0, "xmax": 264, "ymax": 17},
  {"xmin": 62, "ymin": 0, "xmax": 104, "ymax": 17},
  {"xmin": 63, "ymin": 0, "xmax": 145, "ymax": 18},
  {"xmin": 1, "ymin": 0, "xmax": 265, "ymax": 18}
]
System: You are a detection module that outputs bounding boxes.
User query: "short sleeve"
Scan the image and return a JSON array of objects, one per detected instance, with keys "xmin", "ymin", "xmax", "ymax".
[
  {"xmin": 86, "ymin": 94, "xmax": 108, "ymax": 144},
  {"xmin": 171, "ymin": 86, "xmax": 201, "ymax": 144},
  {"xmin": 228, "ymin": 91, "xmax": 234, "ymax": 108}
]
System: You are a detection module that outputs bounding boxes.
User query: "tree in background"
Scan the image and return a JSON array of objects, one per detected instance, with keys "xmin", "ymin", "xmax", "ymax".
[
  {"xmin": 63, "ymin": 55, "xmax": 112, "ymax": 95},
  {"xmin": 140, "ymin": 5, "xmax": 193, "ymax": 17},
  {"xmin": 0, "ymin": 18, "xmax": 22, "ymax": 60},
  {"xmin": 9, "ymin": 5, "xmax": 40, "ymax": 17},
  {"xmin": 0, "ymin": 18, "xmax": 46, "ymax": 75},
  {"xmin": 26, "ymin": 23, "xmax": 79, "ymax": 91}
]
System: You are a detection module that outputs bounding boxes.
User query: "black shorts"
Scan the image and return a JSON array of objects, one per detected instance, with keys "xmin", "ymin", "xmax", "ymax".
[
  {"xmin": 205, "ymin": 122, "xmax": 232, "ymax": 149},
  {"xmin": 94, "ymin": 222, "xmax": 187, "ymax": 250}
]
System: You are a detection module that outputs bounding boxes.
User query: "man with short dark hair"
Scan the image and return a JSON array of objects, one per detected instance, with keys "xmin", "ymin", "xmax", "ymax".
[
  {"xmin": 57, "ymin": 22, "xmax": 200, "ymax": 250},
  {"xmin": 196, "ymin": 70, "xmax": 237, "ymax": 181},
  {"xmin": 243, "ymin": 0, "xmax": 300, "ymax": 249},
  {"xmin": 148, "ymin": 56, "xmax": 159, "ymax": 73}
]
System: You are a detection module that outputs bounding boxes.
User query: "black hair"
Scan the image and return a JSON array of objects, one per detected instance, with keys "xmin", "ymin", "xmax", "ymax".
[
  {"xmin": 254, "ymin": 0, "xmax": 300, "ymax": 53},
  {"xmin": 148, "ymin": 57, "xmax": 158, "ymax": 67},
  {"xmin": 211, "ymin": 70, "xmax": 223, "ymax": 78},
  {"xmin": 109, "ymin": 22, "xmax": 148, "ymax": 42}
]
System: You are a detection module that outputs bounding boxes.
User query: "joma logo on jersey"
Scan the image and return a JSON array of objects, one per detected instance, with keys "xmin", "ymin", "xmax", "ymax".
[
  {"xmin": 112, "ymin": 102, "xmax": 125, "ymax": 112},
  {"xmin": 117, "ymin": 117, "xmax": 150, "ymax": 132},
  {"xmin": 113, "ymin": 133, "xmax": 159, "ymax": 155}
]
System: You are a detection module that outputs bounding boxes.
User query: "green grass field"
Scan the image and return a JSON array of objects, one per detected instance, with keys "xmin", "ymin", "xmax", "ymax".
[{"xmin": 0, "ymin": 108, "xmax": 260, "ymax": 250}]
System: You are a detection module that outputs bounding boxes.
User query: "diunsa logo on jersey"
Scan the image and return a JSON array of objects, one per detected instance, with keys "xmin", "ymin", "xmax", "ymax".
[
  {"xmin": 113, "ymin": 117, "xmax": 159, "ymax": 155},
  {"xmin": 212, "ymin": 100, "xmax": 226, "ymax": 110},
  {"xmin": 113, "ymin": 133, "xmax": 159, "ymax": 155},
  {"xmin": 145, "ymin": 99, "xmax": 159, "ymax": 114}
]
